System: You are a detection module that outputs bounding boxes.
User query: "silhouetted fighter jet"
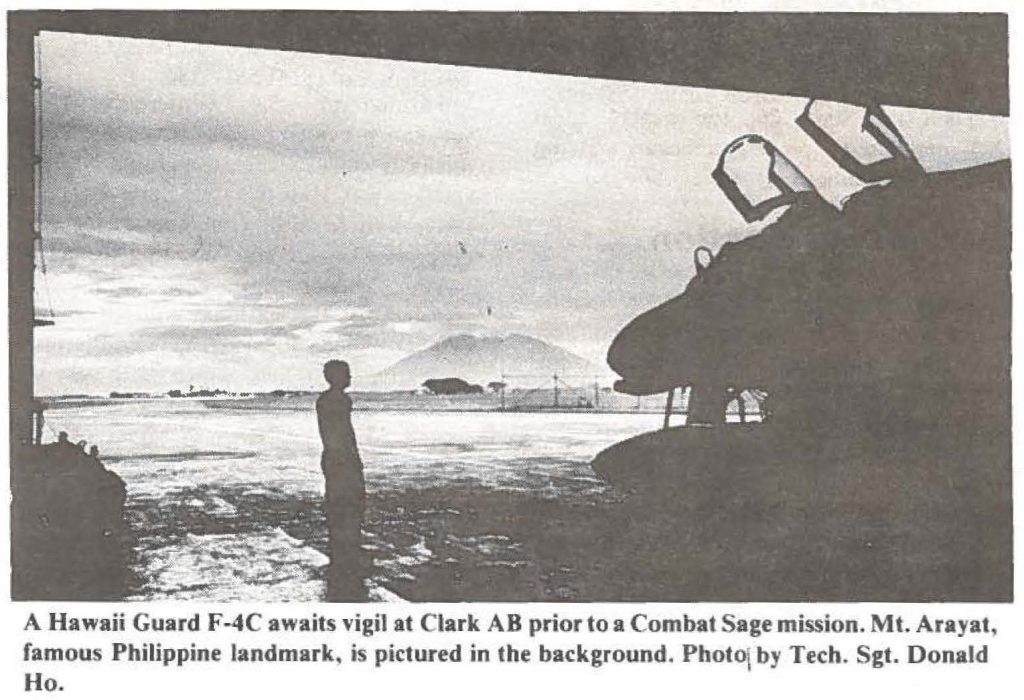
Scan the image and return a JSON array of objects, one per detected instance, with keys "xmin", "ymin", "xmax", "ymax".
[{"xmin": 595, "ymin": 101, "xmax": 1009, "ymax": 498}]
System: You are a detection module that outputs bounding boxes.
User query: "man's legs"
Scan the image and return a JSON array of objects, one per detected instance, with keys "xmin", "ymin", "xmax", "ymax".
[{"xmin": 324, "ymin": 473, "xmax": 367, "ymax": 601}]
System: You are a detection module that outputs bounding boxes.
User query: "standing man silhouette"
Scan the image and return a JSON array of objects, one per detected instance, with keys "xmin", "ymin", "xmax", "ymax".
[{"xmin": 316, "ymin": 360, "xmax": 366, "ymax": 601}]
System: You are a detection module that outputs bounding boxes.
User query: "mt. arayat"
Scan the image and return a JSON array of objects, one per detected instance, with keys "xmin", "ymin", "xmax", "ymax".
[{"xmin": 371, "ymin": 334, "xmax": 600, "ymax": 389}]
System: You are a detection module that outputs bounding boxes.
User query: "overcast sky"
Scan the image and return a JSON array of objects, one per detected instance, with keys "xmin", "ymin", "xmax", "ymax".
[{"xmin": 34, "ymin": 32, "xmax": 1009, "ymax": 394}]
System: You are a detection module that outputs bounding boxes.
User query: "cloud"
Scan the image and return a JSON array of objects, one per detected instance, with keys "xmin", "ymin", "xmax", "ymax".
[
  {"xmin": 92, "ymin": 286, "xmax": 149, "ymax": 298},
  {"xmin": 140, "ymin": 322, "xmax": 304, "ymax": 344},
  {"xmin": 388, "ymin": 321, "xmax": 435, "ymax": 335}
]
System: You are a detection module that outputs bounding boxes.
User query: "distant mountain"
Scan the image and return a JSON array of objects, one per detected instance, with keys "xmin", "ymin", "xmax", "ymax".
[{"xmin": 370, "ymin": 333, "xmax": 601, "ymax": 389}]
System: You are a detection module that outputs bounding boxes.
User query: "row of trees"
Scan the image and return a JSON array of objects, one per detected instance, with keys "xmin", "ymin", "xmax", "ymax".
[{"xmin": 421, "ymin": 378, "xmax": 507, "ymax": 395}]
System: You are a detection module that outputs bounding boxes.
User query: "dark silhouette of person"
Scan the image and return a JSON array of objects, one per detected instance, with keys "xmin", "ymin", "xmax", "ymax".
[{"xmin": 316, "ymin": 360, "xmax": 367, "ymax": 601}]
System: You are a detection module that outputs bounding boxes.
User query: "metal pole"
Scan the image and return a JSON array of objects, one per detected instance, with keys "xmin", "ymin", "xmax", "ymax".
[{"xmin": 663, "ymin": 387, "xmax": 675, "ymax": 429}]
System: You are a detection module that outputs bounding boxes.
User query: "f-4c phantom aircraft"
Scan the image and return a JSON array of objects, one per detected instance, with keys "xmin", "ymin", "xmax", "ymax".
[{"xmin": 593, "ymin": 98, "xmax": 1010, "ymax": 600}]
